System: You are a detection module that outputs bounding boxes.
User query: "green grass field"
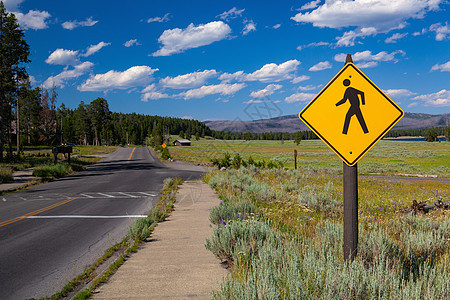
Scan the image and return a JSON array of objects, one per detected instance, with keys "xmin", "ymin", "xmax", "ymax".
[
  {"xmin": 168, "ymin": 138, "xmax": 450, "ymax": 177},
  {"xmin": 0, "ymin": 145, "xmax": 119, "ymax": 172}
]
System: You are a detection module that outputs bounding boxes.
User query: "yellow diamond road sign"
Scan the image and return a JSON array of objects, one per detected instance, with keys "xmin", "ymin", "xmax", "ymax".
[{"xmin": 299, "ymin": 63, "xmax": 404, "ymax": 166}]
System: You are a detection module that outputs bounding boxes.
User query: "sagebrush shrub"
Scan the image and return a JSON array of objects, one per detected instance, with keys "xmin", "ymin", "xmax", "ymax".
[
  {"xmin": 0, "ymin": 167, "xmax": 13, "ymax": 183},
  {"xmin": 209, "ymin": 198, "xmax": 256, "ymax": 225}
]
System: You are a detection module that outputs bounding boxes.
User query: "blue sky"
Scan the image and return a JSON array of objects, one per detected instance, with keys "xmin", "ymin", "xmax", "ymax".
[{"xmin": 5, "ymin": 0, "xmax": 450, "ymax": 121}]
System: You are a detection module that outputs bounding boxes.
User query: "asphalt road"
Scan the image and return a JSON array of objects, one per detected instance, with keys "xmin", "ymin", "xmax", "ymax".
[{"xmin": 0, "ymin": 147, "xmax": 204, "ymax": 300}]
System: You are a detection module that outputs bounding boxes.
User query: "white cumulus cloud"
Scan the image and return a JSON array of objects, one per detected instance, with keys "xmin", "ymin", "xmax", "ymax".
[
  {"xmin": 160, "ymin": 70, "xmax": 218, "ymax": 89},
  {"xmin": 291, "ymin": 0, "xmax": 442, "ymax": 31},
  {"xmin": 82, "ymin": 41, "xmax": 111, "ymax": 57},
  {"xmin": 147, "ymin": 13, "xmax": 170, "ymax": 23},
  {"xmin": 300, "ymin": 0, "xmax": 321, "ymax": 11},
  {"xmin": 356, "ymin": 61, "xmax": 378, "ymax": 69},
  {"xmin": 385, "ymin": 89, "xmax": 417, "ymax": 97},
  {"xmin": 124, "ymin": 39, "xmax": 140, "ymax": 47},
  {"xmin": 45, "ymin": 49, "xmax": 80, "ymax": 66},
  {"xmin": 219, "ymin": 71, "xmax": 246, "ymax": 83},
  {"xmin": 153, "ymin": 21, "xmax": 231, "ymax": 56},
  {"xmin": 431, "ymin": 61, "xmax": 450, "ymax": 72},
  {"xmin": 217, "ymin": 7, "xmax": 245, "ymax": 21},
  {"xmin": 42, "ymin": 62, "xmax": 93, "ymax": 89},
  {"xmin": 78, "ymin": 66, "xmax": 158, "ymax": 92},
  {"xmin": 429, "ymin": 22, "xmax": 449, "ymax": 41},
  {"xmin": 335, "ymin": 50, "xmax": 405, "ymax": 67},
  {"xmin": 309, "ymin": 61, "xmax": 331, "ymax": 71},
  {"xmin": 14, "ymin": 10, "xmax": 51, "ymax": 30},
  {"xmin": 291, "ymin": 75, "xmax": 310, "ymax": 84},
  {"xmin": 141, "ymin": 84, "xmax": 169, "ymax": 101},
  {"xmin": 62, "ymin": 17, "xmax": 98, "ymax": 30},
  {"xmin": 250, "ymin": 84, "xmax": 282, "ymax": 98},
  {"xmin": 412, "ymin": 89, "xmax": 450, "ymax": 107},
  {"xmin": 246, "ymin": 59, "xmax": 300, "ymax": 82},
  {"xmin": 243, "ymin": 20, "xmax": 256, "ymax": 35},
  {"xmin": 335, "ymin": 27, "xmax": 377, "ymax": 47},
  {"xmin": 284, "ymin": 92, "xmax": 315, "ymax": 103},
  {"xmin": 179, "ymin": 83, "xmax": 246, "ymax": 99},
  {"xmin": 385, "ymin": 32, "xmax": 408, "ymax": 43}
]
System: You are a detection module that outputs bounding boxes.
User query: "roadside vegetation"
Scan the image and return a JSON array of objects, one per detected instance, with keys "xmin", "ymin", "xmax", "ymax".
[
  {"xmin": 204, "ymin": 166, "xmax": 449, "ymax": 299},
  {"xmin": 32, "ymin": 164, "xmax": 72, "ymax": 178},
  {"xmin": 152, "ymin": 144, "xmax": 172, "ymax": 161},
  {"xmin": 0, "ymin": 167, "xmax": 13, "ymax": 183}
]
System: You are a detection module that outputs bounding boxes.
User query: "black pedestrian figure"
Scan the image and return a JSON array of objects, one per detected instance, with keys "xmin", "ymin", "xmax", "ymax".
[{"xmin": 336, "ymin": 79, "xmax": 369, "ymax": 135}]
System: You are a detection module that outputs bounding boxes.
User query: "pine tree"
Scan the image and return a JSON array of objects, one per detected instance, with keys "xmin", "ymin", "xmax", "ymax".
[
  {"xmin": 0, "ymin": 2, "xmax": 30, "ymax": 160},
  {"xmin": 89, "ymin": 97, "xmax": 111, "ymax": 145},
  {"xmin": 18, "ymin": 79, "xmax": 41, "ymax": 145},
  {"xmin": 295, "ymin": 131, "xmax": 303, "ymax": 145}
]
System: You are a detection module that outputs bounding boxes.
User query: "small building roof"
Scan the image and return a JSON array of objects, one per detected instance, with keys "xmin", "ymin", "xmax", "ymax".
[{"xmin": 174, "ymin": 139, "xmax": 191, "ymax": 143}]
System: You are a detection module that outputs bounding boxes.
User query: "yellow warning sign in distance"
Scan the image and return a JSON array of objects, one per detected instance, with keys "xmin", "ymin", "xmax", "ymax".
[{"xmin": 299, "ymin": 63, "xmax": 404, "ymax": 166}]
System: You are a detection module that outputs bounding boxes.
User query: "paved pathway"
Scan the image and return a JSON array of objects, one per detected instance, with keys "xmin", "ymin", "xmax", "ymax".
[
  {"xmin": 0, "ymin": 168, "xmax": 36, "ymax": 192},
  {"xmin": 92, "ymin": 180, "xmax": 228, "ymax": 299}
]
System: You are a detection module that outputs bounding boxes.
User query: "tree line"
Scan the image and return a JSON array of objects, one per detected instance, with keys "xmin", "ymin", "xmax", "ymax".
[
  {"xmin": 210, "ymin": 127, "xmax": 449, "ymax": 142},
  {"xmin": 57, "ymin": 98, "xmax": 213, "ymax": 146}
]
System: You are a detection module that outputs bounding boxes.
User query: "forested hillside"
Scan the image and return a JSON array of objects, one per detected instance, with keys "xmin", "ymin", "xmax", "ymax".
[{"xmin": 57, "ymin": 97, "xmax": 212, "ymax": 146}]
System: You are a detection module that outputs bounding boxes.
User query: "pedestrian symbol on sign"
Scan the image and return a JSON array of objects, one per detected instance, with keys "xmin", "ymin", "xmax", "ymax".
[
  {"xmin": 298, "ymin": 62, "xmax": 404, "ymax": 166},
  {"xmin": 336, "ymin": 79, "xmax": 369, "ymax": 135}
]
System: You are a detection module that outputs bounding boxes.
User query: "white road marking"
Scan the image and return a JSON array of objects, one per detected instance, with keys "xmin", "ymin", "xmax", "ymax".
[
  {"xmin": 118, "ymin": 192, "xmax": 138, "ymax": 198},
  {"xmin": 138, "ymin": 192, "xmax": 157, "ymax": 197},
  {"xmin": 26, "ymin": 215, "xmax": 147, "ymax": 219},
  {"xmin": 80, "ymin": 193, "xmax": 95, "ymax": 198},
  {"xmin": 2, "ymin": 198, "xmax": 6, "ymax": 202},
  {"xmin": 97, "ymin": 193, "xmax": 115, "ymax": 198}
]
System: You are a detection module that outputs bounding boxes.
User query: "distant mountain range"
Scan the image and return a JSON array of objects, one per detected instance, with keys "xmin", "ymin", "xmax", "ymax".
[{"xmin": 204, "ymin": 113, "xmax": 450, "ymax": 133}]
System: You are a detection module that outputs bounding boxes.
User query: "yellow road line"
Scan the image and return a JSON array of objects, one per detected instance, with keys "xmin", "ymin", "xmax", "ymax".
[
  {"xmin": 0, "ymin": 198, "xmax": 77, "ymax": 228},
  {"xmin": 127, "ymin": 147, "xmax": 136, "ymax": 161}
]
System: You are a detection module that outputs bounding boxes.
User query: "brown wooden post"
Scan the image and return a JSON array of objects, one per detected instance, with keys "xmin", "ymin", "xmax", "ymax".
[
  {"xmin": 343, "ymin": 54, "xmax": 358, "ymax": 261},
  {"xmin": 294, "ymin": 149, "xmax": 297, "ymax": 170},
  {"xmin": 343, "ymin": 161, "xmax": 358, "ymax": 260}
]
